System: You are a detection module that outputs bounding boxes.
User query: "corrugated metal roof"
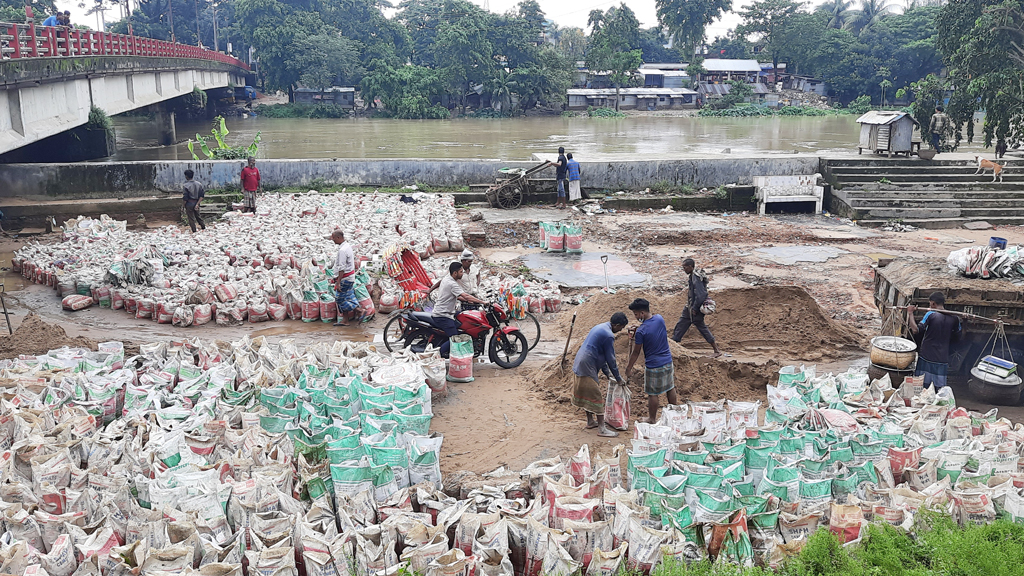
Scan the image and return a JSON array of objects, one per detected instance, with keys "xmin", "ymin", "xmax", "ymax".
[
  {"xmin": 856, "ymin": 111, "xmax": 918, "ymax": 125},
  {"xmin": 701, "ymin": 59, "xmax": 762, "ymax": 73},
  {"xmin": 638, "ymin": 70, "xmax": 690, "ymax": 77},
  {"xmin": 568, "ymin": 87, "xmax": 698, "ymax": 96}
]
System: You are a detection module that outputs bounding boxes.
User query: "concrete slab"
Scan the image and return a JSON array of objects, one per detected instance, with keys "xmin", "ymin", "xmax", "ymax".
[
  {"xmin": 522, "ymin": 252, "xmax": 648, "ymax": 288},
  {"xmin": 756, "ymin": 245, "xmax": 847, "ymax": 265},
  {"xmin": 602, "ymin": 212, "xmax": 731, "ymax": 231},
  {"xmin": 805, "ymin": 227, "xmax": 878, "ymax": 240}
]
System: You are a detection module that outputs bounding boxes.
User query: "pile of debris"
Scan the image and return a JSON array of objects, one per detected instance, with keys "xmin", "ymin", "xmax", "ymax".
[{"xmin": 947, "ymin": 244, "xmax": 1024, "ymax": 279}]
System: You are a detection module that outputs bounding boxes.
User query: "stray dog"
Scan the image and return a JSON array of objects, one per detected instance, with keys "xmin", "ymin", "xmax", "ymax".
[{"xmin": 975, "ymin": 155, "xmax": 1004, "ymax": 182}]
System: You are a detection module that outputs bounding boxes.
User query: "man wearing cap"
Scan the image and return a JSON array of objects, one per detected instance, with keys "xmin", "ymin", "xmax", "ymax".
[
  {"xmin": 457, "ymin": 249, "xmax": 481, "ymax": 297},
  {"xmin": 572, "ymin": 312, "xmax": 629, "ymax": 437},
  {"xmin": 330, "ymin": 230, "xmax": 361, "ymax": 326},
  {"xmin": 907, "ymin": 292, "xmax": 962, "ymax": 389}
]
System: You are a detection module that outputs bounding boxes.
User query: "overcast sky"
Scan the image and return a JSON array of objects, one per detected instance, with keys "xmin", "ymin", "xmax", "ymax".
[{"xmin": 59, "ymin": 0, "xmax": 842, "ymax": 42}]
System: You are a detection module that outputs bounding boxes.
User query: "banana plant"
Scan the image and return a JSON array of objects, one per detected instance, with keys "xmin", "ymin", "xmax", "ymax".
[{"xmin": 188, "ymin": 116, "xmax": 261, "ymax": 160}]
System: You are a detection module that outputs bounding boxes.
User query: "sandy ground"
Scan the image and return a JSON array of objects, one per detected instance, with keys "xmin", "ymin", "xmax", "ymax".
[{"xmin": 2, "ymin": 210, "xmax": 1023, "ymax": 478}]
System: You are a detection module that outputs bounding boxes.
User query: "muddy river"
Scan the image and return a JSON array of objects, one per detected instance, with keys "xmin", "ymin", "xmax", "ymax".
[{"xmin": 109, "ymin": 114, "xmax": 874, "ymax": 161}]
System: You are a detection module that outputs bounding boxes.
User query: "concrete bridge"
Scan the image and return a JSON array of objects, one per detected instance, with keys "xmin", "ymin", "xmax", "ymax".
[{"xmin": 0, "ymin": 22, "xmax": 250, "ymax": 158}]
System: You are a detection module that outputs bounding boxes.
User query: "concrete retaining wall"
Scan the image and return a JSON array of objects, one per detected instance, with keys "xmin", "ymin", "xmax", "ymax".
[{"xmin": 0, "ymin": 156, "xmax": 821, "ymax": 199}]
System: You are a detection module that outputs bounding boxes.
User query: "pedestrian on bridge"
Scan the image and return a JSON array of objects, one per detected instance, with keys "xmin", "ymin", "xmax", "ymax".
[
  {"xmin": 240, "ymin": 156, "xmax": 260, "ymax": 213},
  {"xmin": 42, "ymin": 13, "xmax": 59, "ymax": 26},
  {"xmin": 182, "ymin": 169, "xmax": 206, "ymax": 233}
]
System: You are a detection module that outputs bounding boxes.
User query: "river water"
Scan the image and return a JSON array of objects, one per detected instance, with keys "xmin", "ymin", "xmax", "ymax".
[{"xmin": 109, "ymin": 114, "xmax": 880, "ymax": 161}]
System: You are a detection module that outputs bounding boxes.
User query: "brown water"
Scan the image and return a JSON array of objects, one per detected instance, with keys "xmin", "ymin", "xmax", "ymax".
[{"xmin": 109, "ymin": 114, "xmax": 876, "ymax": 161}]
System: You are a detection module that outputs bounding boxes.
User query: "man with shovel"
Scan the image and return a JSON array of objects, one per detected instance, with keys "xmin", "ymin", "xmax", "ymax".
[{"xmin": 571, "ymin": 312, "xmax": 629, "ymax": 437}]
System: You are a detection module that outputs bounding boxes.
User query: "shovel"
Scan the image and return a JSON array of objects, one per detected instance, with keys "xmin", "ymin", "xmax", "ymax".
[
  {"xmin": 600, "ymin": 254, "xmax": 611, "ymax": 292},
  {"xmin": 560, "ymin": 310, "xmax": 577, "ymax": 375}
]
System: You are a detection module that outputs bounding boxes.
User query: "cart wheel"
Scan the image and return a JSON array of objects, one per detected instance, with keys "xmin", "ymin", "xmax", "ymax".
[{"xmin": 497, "ymin": 185, "xmax": 523, "ymax": 209}]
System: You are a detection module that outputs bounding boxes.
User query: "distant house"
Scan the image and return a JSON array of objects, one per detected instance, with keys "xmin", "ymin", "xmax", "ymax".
[
  {"xmin": 567, "ymin": 87, "xmax": 698, "ymax": 110},
  {"xmin": 696, "ymin": 59, "xmax": 762, "ymax": 84},
  {"xmin": 293, "ymin": 87, "xmax": 356, "ymax": 107},
  {"xmin": 638, "ymin": 69, "xmax": 689, "ymax": 89},
  {"xmin": 789, "ymin": 75, "xmax": 827, "ymax": 96}
]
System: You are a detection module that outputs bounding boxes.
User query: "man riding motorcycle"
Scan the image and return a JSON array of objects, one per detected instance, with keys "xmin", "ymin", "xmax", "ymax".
[{"xmin": 430, "ymin": 261, "xmax": 487, "ymax": 357}]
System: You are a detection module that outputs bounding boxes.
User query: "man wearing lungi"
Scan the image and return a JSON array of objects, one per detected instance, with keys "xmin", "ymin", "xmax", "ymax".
[
  {"xmin": 625, "ymin": 298, "xmax": 677, "ymax": 424},
  {"xmin": 571, "ymin": 312, "xmax": 629, "ymax": 437}
]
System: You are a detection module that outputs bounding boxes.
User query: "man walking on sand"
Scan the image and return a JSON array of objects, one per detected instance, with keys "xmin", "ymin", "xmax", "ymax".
[
  {"xmin": 625, "ymin": 298, "xmax": 677, "ymax": 424},
  {"xmin": 672, "ymin": 258, "xmax": 722, "ymax": 357},
  {"xmin": 572, "ymin": 312, "xmax": 629, "ymax": 437},
  {"xmin": 240, "ymin": 156, "xmax": 260, "ymax": 213},
  {"xmin": 907, "ymin": 292, "xmax": 962, "ymax": 389},
  {"xmin": 330, "ymin": 229, "xmax": 361, "ymax": 326},
  {"xmin": 182, "ymin": 169, "xmax": 206, "ymax": 233}
]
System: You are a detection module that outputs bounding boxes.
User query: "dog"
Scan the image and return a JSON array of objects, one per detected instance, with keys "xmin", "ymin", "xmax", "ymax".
[{"xmin": 975, "ymin": 155, "xmax": 1004, "ymax": 182}]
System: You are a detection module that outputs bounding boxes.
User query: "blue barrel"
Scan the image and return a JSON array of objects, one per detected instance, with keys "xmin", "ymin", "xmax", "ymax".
[{"xmin": 990, "ymin": 237, "xmax": 1007, "ymax": 249}]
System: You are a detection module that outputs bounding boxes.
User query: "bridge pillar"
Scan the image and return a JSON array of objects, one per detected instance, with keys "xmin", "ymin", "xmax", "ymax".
[{"xmin": 155, "ymin": 105, "xmax": 177, "ymax": 146}]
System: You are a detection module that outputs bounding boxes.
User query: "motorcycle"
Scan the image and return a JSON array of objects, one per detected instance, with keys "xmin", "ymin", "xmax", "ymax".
[{"xmin": 382, "ymin": 303, "xmax": 529, "ymax": 368}]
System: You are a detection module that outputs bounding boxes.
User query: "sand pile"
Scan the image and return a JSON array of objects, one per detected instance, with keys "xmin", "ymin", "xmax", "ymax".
[
  {"xmin": 558, "ymin": 286, "xmax": 864, "ymax": 359},
  {"xmin": 535, "ymin": 286, "xmax": 865, "ymax": 420},
  {"xmin": 0, "ymin": 313, "xmax": 102, "ymax": 357}
]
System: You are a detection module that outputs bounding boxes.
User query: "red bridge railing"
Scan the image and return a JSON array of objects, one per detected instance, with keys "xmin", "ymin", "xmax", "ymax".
[{"xmin": 1, "ymin": 22, "xmax": 249, "ymax": 70}]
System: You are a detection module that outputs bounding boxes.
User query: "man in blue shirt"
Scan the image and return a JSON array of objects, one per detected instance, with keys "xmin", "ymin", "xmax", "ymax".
[
  {"xmin": 907, "ymin": 292, "xmax": 962, "ymax": 389},
  {"xmin": 567, "ymin": 152, "xmax": 582, "ymax": 203},
  {"xmin": 572, "ymin": 312, "xmax": 628, "ymax": 437},
  {"xmin": 42, "ymin": 13, "xmax": 60, "ymax": 26},
  {"xmin": 625, "ymin": 298, "xmax": 677, "ymax": 424}
]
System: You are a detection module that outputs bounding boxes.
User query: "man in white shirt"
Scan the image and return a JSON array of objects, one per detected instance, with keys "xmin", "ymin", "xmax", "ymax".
[
  {"xmin": 457, "ymin": 248, "xmax": 481, "ymax": 297},
  {"xmin": 330, "ymin": 229, "xmax": 360, "ymax": 326},
  {"xmin": 432, "ymin": 262, "xmax": 486, "ymax": 357}
]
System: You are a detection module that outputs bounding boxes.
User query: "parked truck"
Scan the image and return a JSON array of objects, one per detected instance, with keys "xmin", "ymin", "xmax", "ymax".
[{"xmin": 873, "ymin": 258, "xmax": 1024, "ymax": 402}]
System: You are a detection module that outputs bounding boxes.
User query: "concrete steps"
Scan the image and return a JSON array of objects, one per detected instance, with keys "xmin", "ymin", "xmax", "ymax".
[{"xmin": 824, "ymin": 158, "xmax": 1024, "ymax": 228}]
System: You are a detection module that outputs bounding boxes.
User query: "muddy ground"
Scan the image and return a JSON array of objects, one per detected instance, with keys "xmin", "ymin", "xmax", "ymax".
[{"xmin": 2, "ymin": 210, "xmax": 1023, "ymax": 478}]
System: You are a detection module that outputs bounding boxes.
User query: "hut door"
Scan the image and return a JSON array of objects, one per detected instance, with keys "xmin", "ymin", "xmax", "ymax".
[{"xmin": 878, "ymin": 125, "xmax": 891, "ymax": 151}]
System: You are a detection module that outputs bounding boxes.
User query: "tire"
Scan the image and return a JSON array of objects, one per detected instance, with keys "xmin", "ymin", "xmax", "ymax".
[
  {"xmin": 383, "ymin": 315, "xmax": 433, "ymax": 353},
  {"xmin": 510, "ymin": 312, "xmax": 541, "ymax": 351},
  {"xmin": 489, "ymin": 330, "xmax": 529, "ymax": 368}
]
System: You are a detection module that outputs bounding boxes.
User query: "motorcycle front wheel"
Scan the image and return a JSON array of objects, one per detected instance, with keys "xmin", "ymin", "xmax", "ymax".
[{"xmin": 488, "ymin": 330, "xmax": 529, "ymax": 368}]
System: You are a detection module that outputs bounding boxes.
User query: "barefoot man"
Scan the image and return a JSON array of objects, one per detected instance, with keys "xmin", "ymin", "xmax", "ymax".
[
  {"xmin": 571, "ymin": 312, "xmax": 629, "ymax": 437},
  {"xmin": 625, "ymin": 298, "xmax": 678, "ymax": 424},
  {"xmin": 672, "ymin": 258, "xmax": 722, "ymax": 357}
]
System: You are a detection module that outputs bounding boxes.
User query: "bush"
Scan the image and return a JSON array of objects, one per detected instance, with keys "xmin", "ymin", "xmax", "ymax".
[
  {"xmin": 255, "ymin": 103, "xmax": 350, "ymax": 119},
  {"xmin": 588, "ymin": 106, "xmax": 626, "ymax": 118},
  {"xmin": 86, "ymin": 106, "xmax": 113, "ymax": 131},
  {"xmin": 467, "ymin": 108, "xmax": 512, "ymax": 118},
  {"xmin": 846, "ymin": 95, "xmax": 872, "ymax": 115}
]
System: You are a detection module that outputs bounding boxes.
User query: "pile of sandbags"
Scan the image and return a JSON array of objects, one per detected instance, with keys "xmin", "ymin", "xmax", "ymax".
[
  {"xmin": 948, "ymin": 245, "xmax": 1024, "ymax": 279},
  {"xmin": 13, "ymin": 193, "xmax": 466, "ymax": 326}
]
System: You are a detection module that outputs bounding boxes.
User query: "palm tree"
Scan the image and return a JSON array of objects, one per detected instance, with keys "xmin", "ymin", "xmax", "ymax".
[
  {"xmin": 818, "ymin": 0, "xmax": 853, "ymax": 29},
  {"xmin": 849, "ymin": 0, "xmax": 895, "ymax": 35},
  {"xmin": 488, "ymin": 70, "xmax": 515, "ymax": 115}
]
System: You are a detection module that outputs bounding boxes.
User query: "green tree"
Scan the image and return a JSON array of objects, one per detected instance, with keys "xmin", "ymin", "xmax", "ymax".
[
  {"xmin": 708, "ymin": 32, "xmax": 754, "ymax": 59},
  {"xmin": 848, "ymin": 0, "xmax": 895, "ymax": 35},
  {"xmin": 817, "ymin": 0, "xmax": 853, "ymax": 29},
  {"xmin": 555, "ymin": 27, "xmax": 587, "ymax": 62},
  {"xmin": 639, "ymin": 27, "xmax": 684, "ymax": 62},
  {"xmin": 737, "ymin": 0, "xmax": 803, "ymax": 80},
  {"xmin": 293, "ymin": 32, "xmax": 365, "ymax": 95},
  {"xmin": 586, "ymin": 4, "xmax": 643, "ymax": 111},
  {"xmin": 655, "ymin": 0, "xmax": 733, "ymax": 55},
  {"xmin": 936, "ymin": 0, "xmax": 1024, "ymax": 149}
]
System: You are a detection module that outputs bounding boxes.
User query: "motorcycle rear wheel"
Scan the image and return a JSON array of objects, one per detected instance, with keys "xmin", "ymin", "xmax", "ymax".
[{"xmin": 383, "ymin": 316, "xmax": 433, "ymax": 353}]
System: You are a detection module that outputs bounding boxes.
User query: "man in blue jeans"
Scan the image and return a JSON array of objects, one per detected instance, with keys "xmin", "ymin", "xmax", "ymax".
[
  {"xmin": 907, "ymin": 292, "xmax": 962, "ymax": 389},
  {"xmin": 554, "ymin": 147, "xmax": 568, "ymax": 209},
  {"xmin": 431, "ymin": 262, "xmax": 486, "ymax": 357}
]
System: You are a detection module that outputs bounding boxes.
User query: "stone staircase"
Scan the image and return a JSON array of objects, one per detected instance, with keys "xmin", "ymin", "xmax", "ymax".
[{"xmin": 824, "ymin": 158, "xmax": 1024, "ymax": 229}]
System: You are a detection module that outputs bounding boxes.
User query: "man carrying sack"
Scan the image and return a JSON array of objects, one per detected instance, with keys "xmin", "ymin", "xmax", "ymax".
[{"xmin": 571, "ymin": 312, "xmax": 629, "ymax": 437}]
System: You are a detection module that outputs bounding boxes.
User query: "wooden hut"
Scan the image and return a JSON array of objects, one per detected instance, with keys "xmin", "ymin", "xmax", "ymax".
[{"xmin": 856, "ymin": 111, "xmax": 920, "ymax": 157}]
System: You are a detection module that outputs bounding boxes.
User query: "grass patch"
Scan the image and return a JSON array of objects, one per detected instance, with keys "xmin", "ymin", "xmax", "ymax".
[{"xmin": 651, "ymin": 517, "xmax": 1024, "ymax": 576}]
